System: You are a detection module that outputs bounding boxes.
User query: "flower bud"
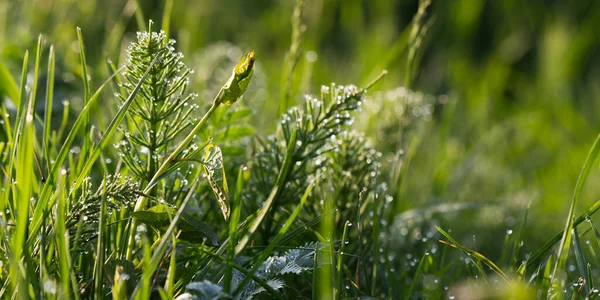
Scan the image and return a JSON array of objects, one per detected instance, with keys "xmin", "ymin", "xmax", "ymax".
[{"xmin": 216, "ymin": 50, "xmax": 256, "ymax": 105}]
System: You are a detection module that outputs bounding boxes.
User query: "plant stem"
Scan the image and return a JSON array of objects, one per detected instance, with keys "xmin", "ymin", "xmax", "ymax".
[{"xmin": 125, "ymin": 89, "xmax": 223, "ymax": 260}]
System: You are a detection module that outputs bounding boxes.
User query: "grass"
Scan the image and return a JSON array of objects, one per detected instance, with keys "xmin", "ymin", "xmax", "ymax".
[{"xmin": 2, "ymin": 0, "xmax": 600, "ymax": 299}]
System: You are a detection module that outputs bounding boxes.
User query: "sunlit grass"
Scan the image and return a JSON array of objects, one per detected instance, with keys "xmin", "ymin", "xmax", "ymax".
[{"xmin": 1, "ymin": 0, "xmax": 600, "ymax": 299}]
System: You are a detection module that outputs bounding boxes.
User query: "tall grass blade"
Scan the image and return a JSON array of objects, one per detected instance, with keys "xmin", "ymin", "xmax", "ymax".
[
  {"xmin": 42, "ymin": 45, "xmax": 55, "ymax": 172},
  {"xmin": 27, "ymin": 68, "xmax": 123, "ymax": 245},
  {"xmin": 9, "ymin": 50, "xmax": 32, "ymax": 299},
  {"xmin": 232, "ymin": 180, "xmax": 313, "ymax": 296},
  {"xmin": 552, "ymin": 133, "xmax": 600, "ymax": 288},
  {"xmin": 527, "ymin": 198, "xmax": 600, "ymax": 270},
  {"xmin": 76, "ymin": 28, "xmax": 91, "ymax": 171},
  {"xmin": 571, "ymin": 227, "xmax": 589, "ymax": 295},
  {"xmin": 55, "ymin": 172, "xmax": 71, "ymax": 299},
  {"xmin": 235, "ymin": 126, "xmax": 298, "ymax": 254},
  {"xmin": 93, "ymin": 181, "xmax": 107, "ymax": 300},
  {"xmin": 70, "ymin": 51, "xmax": 164, "ymax": 193},
  {"xmin": 130, "ymin": 175, "xmax": 201, "ymax": 298},
  {"xmin": 224, "ymin": 166, "xmax": 247, "ymax": 294}
]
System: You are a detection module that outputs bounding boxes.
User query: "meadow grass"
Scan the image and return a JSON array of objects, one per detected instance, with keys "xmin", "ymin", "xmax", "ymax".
[{"xmin": 2, "ymin": 0, "xmax": 600, "ymax": 299}]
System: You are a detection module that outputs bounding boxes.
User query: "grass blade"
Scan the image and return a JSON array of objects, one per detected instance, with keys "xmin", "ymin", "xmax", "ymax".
[
  {"xmin": 11, "ymin": 49, "xmax": 33, "ymax": 299},
  {"xmin": 232, "ymin": 179, "xmax": 313, "ymax": 296},
  {"xmin": 55, "ymin": 172, "xmax": 71, "ymax": 299},
  {"xmin": 130, "ymin": 175, "xmax": 200, "ymax": 298},
  {"xmin": 437, "ymin": 226, "xmax": 509, "ymax": 283},
  {"xmin": 27, "ymin": 67, "xmax": 124, "ymax": 245},
  {"xmin": 76, "ymin": 27, "xmax": 91, "ymax": 171},
  {"xmin": 235, "ymin": 126, "xmax": 298, "ymax": 254},
  {"xmin": 552, "ymin": 133, "xmax": 600, "ymax": 287},
  {"xmin": 526, "ymin": 198, "xmax": 600, "ymax": 270},
  {"xmin": 93, "ymin": 181, "xmax": 107, "ymax": 300},
  {"xmin": 571, "ymin": 227, "xmax": 589, "ymax": 295},
  {"xmin": 69, "ymin": 51, "xmax": 164, "ymax": 193},
  {"xmin": 224, "ymin": 166, "xmax": 247, "ymax": 294},
  {"xmin": 42, "ymin": 45, "xmax": 55, "ymax": 173}
]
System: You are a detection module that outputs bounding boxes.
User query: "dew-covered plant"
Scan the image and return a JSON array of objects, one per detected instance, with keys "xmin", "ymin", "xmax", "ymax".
[
  {"xmin": 114, "ymin": 22, "xmax": 199, "ymax": 185},
  {"xmin": 248, "ymin": 83, "xmax": 366, "ymax": 210},
  {"xmin": 177, "ymin": 243, "xmax": 317, "ymax": 300},
  {"xmin": 5, "ymin": 1, "xmax": 600, "ymax": 299}
]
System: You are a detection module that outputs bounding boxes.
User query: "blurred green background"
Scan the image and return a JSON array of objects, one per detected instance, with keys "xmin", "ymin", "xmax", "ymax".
[{"xmin": 2, "ymin": 0, "xmax": 600, "ymax": 261}]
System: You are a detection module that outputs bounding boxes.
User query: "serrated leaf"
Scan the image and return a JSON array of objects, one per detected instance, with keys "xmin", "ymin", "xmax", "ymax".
[
  {"xmin": 203, "ymin": 144, "xmax": 230, "ymax": 220},
  {"xmin": 182, "ymin": 280, "xmax": 228, "ymax": 300},
  {"xmin": 132, "ymin": 205, "xmax": 218, "ymax": 245}
]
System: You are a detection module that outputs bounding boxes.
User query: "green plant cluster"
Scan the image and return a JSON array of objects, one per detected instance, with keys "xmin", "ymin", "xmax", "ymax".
[{"xmin": 2, "ymin": 0, "xmax": 600, "ymax": 299}]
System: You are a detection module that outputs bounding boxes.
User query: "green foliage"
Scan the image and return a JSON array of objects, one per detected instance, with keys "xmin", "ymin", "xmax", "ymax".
[
  {"xmin": 132, "ymin": 204, "xmax": 218, "ymax": 245},
  {"xmin": 114, "ymin": 21, "xmax": 198, "ymax": 184},
  {"xmin": 2, "ymin": 0, "xmax": 600, "ymax": 299}
]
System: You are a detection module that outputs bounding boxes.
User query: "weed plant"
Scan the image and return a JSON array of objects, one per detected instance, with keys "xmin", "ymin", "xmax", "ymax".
[{"xmin": 2, "ymin": 1, "xmax": 600, "ymax": 300}]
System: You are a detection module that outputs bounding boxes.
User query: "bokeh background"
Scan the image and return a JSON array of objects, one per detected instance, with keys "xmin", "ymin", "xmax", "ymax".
[{"xmin": 2, "ymin": 0, "xmax": 600, "ymax": 263}]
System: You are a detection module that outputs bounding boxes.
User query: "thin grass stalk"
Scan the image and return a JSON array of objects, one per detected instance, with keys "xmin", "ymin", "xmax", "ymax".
[
  {"xmin": 129, "ymin": 176, "xmax": 201, "ymax": 298},
  {"xmin": 279, "ymin": 0, "xmax": 306, "ymax": 115},
  {"xmin": 224, "ymin": 167, "xmax": 247, "ymax": 293},
  {"xmin": 232, "ymin": 181, "xmax": 313, "ymax": 296},
  {"xmin": 56, "ymin": 172, "xmax": 71, "ymax": 299},
  {"xmin": 337, "ymin": 221, "xmax": 350, "ymax": 299},
  {"xmin": 76, "ymin": 28, "xmax": 91, "ymax": 172},
  {"xmin": 234, "ymin": 126, "xmax": 298, "ymax": 254},
  {"xmin": 93, "ymin": 180, "xmax": 107, "ymax": 300},
  {"xmin": 28, "ymin": 68, "xmax": 124, "ymax": 245},
  {"xmin": 42, "ymin": 45, "xmax": 55, "ymax": 173},
  {"xmin": 161, "ymin": 0, "xmax": 174, "ymax": 39}
]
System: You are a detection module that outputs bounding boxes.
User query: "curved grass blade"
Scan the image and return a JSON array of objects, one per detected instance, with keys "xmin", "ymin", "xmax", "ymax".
[
  {"xmin": 232, "ymin": 180, "xmax": 313, "ymax": 296},
  {"xmin": 526, "ymin": 199, "xmax": 600, "ymax": 270},
  {"xmin": 571, "ymin": 227, "xmax": 589, "ymax": 295},
  {"xmin": 552, "ymin": 133, "xmax": 600, "ymax": 287},
  {"xmin": 26, "ymin": 67, "xmax": 121, "ymax": 245},
  {"xmin": 437, "ymin": 226, "xmax": 509, "ymax": 283},
  {"xmin": 235, "ymin": 126, "xmax": 298, "ymax": 254}
]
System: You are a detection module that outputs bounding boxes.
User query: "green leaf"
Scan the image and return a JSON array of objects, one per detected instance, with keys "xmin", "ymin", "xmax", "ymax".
[
  {"xmin": 133, "ymin": 205, "xmax": 218, "ymax": 245},
  {"xmin": 203, "ymin": 144, "xmax": 230, "ymax": 220},
  {"xmin": 132, "ymin": 205, "xmax": 173, "ymax": 229},
  {"xmin": 226, "ymin": 107, "xmax": 253, "ymax": 122},
  {"xmin": 0, "ymin": 61, "xmax": 19, "ymax": 104},
  {"xmin": 213, "ymin": 125, "xmax": 255, "ymax": 141}
]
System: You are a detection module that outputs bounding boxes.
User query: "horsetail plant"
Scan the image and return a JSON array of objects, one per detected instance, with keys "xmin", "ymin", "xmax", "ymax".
[
  {"xmin": 118, "ymin": 21, "xmax": 256, "ymax": 265},
  {"xmin": 114, "ymin": 22, "xmax": 199, "ymax": 185}
]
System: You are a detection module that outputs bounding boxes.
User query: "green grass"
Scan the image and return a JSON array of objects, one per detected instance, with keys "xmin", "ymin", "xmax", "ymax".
[{"xmin": 2, "ymin": 0, "xmax": 600, "ymax": 299}]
